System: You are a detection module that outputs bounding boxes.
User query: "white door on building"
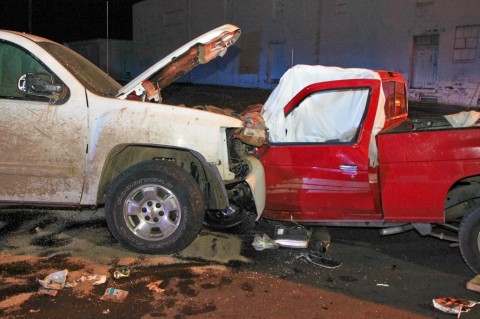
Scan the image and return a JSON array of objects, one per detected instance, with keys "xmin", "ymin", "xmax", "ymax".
[{"xmin": 411, "ymin": 35, "xmax": 439, "ymax": 89}]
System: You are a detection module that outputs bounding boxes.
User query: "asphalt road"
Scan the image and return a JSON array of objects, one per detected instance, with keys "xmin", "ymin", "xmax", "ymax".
[{"xmin": 1, "ymin": 208, "xmax": 479, "ymax": 318}]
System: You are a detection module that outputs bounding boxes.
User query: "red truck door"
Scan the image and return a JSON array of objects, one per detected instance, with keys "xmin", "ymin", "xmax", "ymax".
[{"xmin": 260, "ymin": 79, "xmax": 383, "ymax": 222}]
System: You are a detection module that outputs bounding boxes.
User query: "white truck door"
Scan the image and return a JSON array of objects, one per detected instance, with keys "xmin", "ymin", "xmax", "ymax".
[{"xmin": 0, "ymin": 41, "xmax": 87, "ymax": 204}]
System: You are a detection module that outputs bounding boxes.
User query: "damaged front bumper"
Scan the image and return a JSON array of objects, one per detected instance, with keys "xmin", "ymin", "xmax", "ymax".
[{"xmin": 244, "ymin": 155, "xmax": 265, "ymax": 220}]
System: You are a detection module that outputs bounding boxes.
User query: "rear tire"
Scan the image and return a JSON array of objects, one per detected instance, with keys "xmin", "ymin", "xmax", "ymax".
[
  {"xmin": 105, "ymin": 160, "xmax": 205, "ymax": 254},
  {"xmin": 459, "ymin": 206, "xmax": 480, "ymax": 274}
]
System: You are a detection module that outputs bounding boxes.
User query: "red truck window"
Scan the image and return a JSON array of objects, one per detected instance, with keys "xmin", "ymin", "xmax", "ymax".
[
  {"xmin": 277, "ymin": 87, "xmax": 371, "ymax": 144},
  {"xmin": 382, "ymin": 81, "xmax": 408, "ymax": 122},
  {"xmin": 395, "ymin": 81, "xmax": 407, "ymax": 116}
]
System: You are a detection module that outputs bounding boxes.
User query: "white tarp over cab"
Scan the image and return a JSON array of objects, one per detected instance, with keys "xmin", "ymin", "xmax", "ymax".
[{"xmin": 261, "ymin": 65, "xmax": 386, "ymax": 166}]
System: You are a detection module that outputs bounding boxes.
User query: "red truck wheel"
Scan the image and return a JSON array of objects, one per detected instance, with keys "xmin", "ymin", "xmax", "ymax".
[
  {"xmin": 459, "ymin": 206, "xmax": 480, "ymax": 274},
  {"xmin": 105, "ymin": 160, "xmax": 205, "ymax": 254},
  {"xmin": 203, "ymin": 182, "xmax": 257, "ymax": 234}
]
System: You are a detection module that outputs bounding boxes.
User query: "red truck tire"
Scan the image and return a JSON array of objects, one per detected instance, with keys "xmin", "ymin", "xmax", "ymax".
[{"xmin": 459, "ymin": 206, "xmax": 480, "ymax": 274}]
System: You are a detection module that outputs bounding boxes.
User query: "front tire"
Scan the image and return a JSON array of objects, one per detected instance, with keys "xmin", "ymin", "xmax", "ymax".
[
  {"xmin": 459, "ymin": 206, "xmax": 480, "ymax": 274},
  {"xmin": 105, "ymin": 160, "xmax": 205, "ymax": 254}
]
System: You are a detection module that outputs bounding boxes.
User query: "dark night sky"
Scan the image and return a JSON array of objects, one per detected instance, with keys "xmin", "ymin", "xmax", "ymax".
[{"xmin": 0, "ymin": 0, "xmax": 143, "ymax": 43}]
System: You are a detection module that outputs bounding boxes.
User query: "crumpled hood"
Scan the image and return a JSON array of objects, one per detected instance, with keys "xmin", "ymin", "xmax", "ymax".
[{"xmin": 117, "ymin": 24, "xmax": 240, "ymax": 100}]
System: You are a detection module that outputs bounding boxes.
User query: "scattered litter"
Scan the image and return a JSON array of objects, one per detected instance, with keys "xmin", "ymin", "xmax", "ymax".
[
  {"xmin": 376, "ymin": 283, "xmax": 389, "ymax": 287},
  {"xmin": 466, "ymin": 275, "xmax": 480, "ymax": 293},
  {"xmin": 146, "ymin": 280, "xmax": 165, "ymax": 293},
  {"xmin": 37, "ymin": 269, "xmax": 68, "ymax": 290},
  {"xmin": 83, "ymin": 275, "xmax": 107, "ymax": 286},
  {"xmin": 296, "ymin": 252, "xmax": 341, "ymax": 269},
  {"xmin": 37, "ymin": 287, "xmax": 58, "ymax": 296},
  {"xmin": 252, "ymin": 234, "xmax": 278, "ymax": 251},
  {"xmin": 444, "ymin": 111, "xmax": 480, "ymax": 128},
  {"xmin": 273, "ymin": 225, "xmax": 309, "ymax": 248},
  {"xmin": 37, "ymin": 269, "xmax": 108, "ymax": 296},
  {"xmin": 77, "ymin": 274, "xmax": 107, "ymax": 285},
  {"xmin": 100, "ymin": 288, "xmax": 129, "ymax": 303},
  {"xmin": 432, "ymin": 297, "xmax": 478, "ymax": 317},
  {"xmin": 113, "ymin": 268, "xmax": 131, "ymax": 279},
  {"xmin": 103, "ymin": 309, "xmax": 111, "ymax": 315},
  {"xmin": 29, "ymin": 309, "xmax": 41, "ymax": 313},
  {"xmin": 65, "ymin": 281, "xmax": 78, "ymax": 288}
]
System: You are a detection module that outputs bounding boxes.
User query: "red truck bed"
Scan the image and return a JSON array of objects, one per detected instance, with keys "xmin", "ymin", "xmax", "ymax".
[{"xmin": 378, "ymin": 124, "xmax": 480, "ymax": 222}]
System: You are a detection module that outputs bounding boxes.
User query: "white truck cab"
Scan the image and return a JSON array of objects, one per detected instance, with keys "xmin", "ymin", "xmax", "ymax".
[{"xmin": 0, "ymin": 24, "xmax": 265, "ymax": 253}]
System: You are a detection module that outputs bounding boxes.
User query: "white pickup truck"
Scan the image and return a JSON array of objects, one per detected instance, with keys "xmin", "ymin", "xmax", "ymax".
[{"xmin": 0, "ymin": 24, "xmax": 265, "ymax": 254}]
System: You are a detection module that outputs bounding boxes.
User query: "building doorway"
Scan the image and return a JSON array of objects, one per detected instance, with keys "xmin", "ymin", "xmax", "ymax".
[{"xmin": 411, "ymin": 35, "xmax": 439, "ymax": 89}]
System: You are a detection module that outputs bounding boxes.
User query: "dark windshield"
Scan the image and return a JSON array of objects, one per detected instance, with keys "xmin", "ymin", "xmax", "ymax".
[{"xmin": 38, "ymin": 41, "xmax": 121, "ymax": 97}]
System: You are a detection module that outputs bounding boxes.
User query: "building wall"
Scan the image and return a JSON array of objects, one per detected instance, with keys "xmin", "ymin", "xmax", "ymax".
[
  {"xmin": 132, "ymin": 0, "xmax": 480, "ymax": 107},
  {"xmin": 66, "ymin": 39, "xmax": 134, "ymax": 82}
]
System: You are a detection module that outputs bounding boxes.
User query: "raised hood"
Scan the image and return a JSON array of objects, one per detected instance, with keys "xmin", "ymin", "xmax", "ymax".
[{"xmin": 117, "ymin": 24, "xmax": 240, "ymax": 100}]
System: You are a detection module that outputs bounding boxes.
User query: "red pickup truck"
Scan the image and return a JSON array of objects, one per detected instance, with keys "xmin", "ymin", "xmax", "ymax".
[{"xmin": 256, "ymin": 65, "xmax": 480, "ymax": 274}]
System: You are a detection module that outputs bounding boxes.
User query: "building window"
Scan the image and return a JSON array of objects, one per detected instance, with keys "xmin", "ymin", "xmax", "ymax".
[
  {"xmin": 416, "ymin": 0, "xmax": 434, "ymax": 7},
  {"xmin": 453, "ymin": 25, "xmax": 479, "ymax": 62},
  {"xmin": 163, "ymin": 9, "xmax": 185, "ymax": 26},
  {"xmin": 272, "ymin": 0, "xmax": 284, "ymax": 21},
  {"xmin": 334, "ymin": 0, "xmax": 347, "ymax": 15}
]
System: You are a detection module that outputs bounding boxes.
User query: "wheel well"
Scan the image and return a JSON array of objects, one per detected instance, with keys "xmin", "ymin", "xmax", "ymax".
[
  {"xmin": 445, "ymin": 175, "xmax": 480, "ymax": 220},
  {"xmin": 96, "ymin": 144, "xmax": 228, "ymax": 210}
]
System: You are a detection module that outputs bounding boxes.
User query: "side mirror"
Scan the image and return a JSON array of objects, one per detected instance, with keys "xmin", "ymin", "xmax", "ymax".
[{"xmin": 17, "ymin": 72, "xmax": 64, "ymax": 97}]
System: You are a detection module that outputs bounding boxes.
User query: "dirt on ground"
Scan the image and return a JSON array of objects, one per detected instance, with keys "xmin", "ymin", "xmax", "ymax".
[{"xmin": 0, "ymin": 208, "xmax": 436, "ymax": 319}]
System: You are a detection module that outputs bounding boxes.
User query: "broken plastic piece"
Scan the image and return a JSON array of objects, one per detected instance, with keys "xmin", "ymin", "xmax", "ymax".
[
  {"xmin": 466, "ymin": 275, "xmax": 480, "ymax": 293},
  {"xmin": 65, "ymin": 281, "xmax": 78, "ymax": 288},
  {"xmin": 252, "ymin": 234, "xmax": 278, "ymax": 251},
  {"xmin": 296, "ymin": 252, "xmax": 341, "ymax": 269},
  {"xmin": 37, "ymin": 269, "xmax": 68, "ymax": 290},
  {"xmin": 37, "ymin": 287, "xmax": 58, "ymax": 296},
  {"xmin": 100, "ymin": 288, "xmax": 129, "ymax": 303},
  {"xmin": 273, "ymin": 225, "xmax": 309, "ymax": 248},
  {"xmin": 147, "ymin": 280, "xmax": 165, "ymax": 293},
  {"xmin": 432, "ymin": 297, "xmax": 478, "ymax": 317},
  {"xmin": 444, "ymin": 111, "xmax": 480, "ymax": 128},
  {"xmin": 89, "ymin": 275, "xmax": 107, "ymax": 285},
  {"xmin": 76, "ymin": 274, "xmax": 107, "ymax": 285}
]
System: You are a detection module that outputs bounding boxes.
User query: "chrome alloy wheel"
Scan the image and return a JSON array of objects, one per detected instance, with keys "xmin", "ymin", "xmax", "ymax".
[{"xmin": 123, "ymin": 184, "xmax": 181, "ymax": 241}]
